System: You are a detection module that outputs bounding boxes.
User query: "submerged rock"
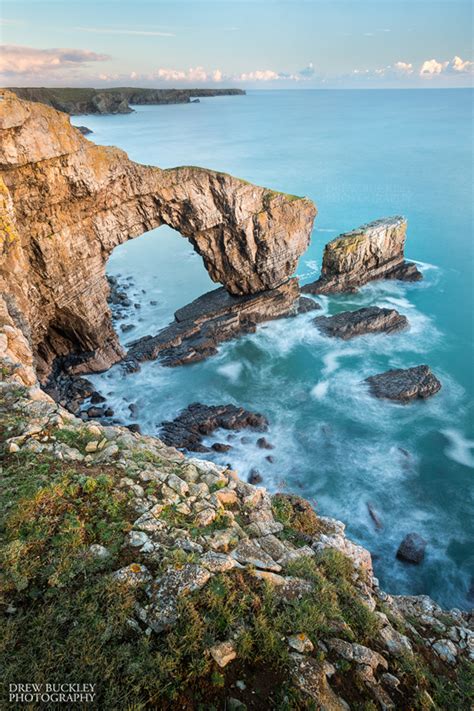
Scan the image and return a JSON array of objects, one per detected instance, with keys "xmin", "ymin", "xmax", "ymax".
[
  {"xmin": 125, "ymin": 279, "xmax": 304, "ymax": 368},
  {"xmin": 76, "ymin": 125, "xmax": 93, "ymax": 135},
  {"xmin": 365, "ymin": 365, "xmax": 442, "ymax": 402},
  {"xmin": 303, "ymin": 217, "xmax": 422, "ymax": 295},
  {"xmin": 314, "ymin": 307, "xmax": 408, "ymax": 339},
  {"xmin": 160, "ymin": 403, "xmax": 268, "ymax": 452},
  {"xmin": 396, "ymin": 533, "xmax": 427, "ymax": 564}
]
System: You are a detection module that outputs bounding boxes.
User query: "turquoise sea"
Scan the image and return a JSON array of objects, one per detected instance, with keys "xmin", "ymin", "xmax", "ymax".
[{"xmin": 72, "ymin": 89, "xmax": 473, "ymax": 609}]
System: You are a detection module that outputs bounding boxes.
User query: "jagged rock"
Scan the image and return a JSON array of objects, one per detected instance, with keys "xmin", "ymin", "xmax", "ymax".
[
  {"xmin": 248, "ymin": 469, "xmax": 263, "ymax": 485},
  {"xmin": 147, "ymin": 564, "xmax": 212, "ymax": 631},
  {"xmin": 76, "ymin": 126, "xmax": 93, "ymax": 135},
  {"xmin": 365, "ymin": 365, "xmax": 442, "ymax": 402},
  {"xmin": 0, "ymin": 89, "xmax": 316, "ymax": 381},
  {"xmin": 303, "ymin": 217, "xmax": 422, "ymax": 294},
  {"xmin": 378, "ymin": 625, "xmax": 413, "ymax": 656},
  {"xmin": 396, "ymin": 533, "xmax": 427, "ymax": 564},
  {"xmin": 314, "ymin": 307, "xmax": 408, "ymax": 339},
  {"xmin": 257, "ymin": 437, "xmax": 274, "ymax": 449},
  {"xmin": 125, "ymin": 279, "xmax": 302, "ymax": 368},
  {"xmin": 432, "ymin": 639, "xmax": 458, "ymax": 664},
  {"xmin": 288, "ymin": 633, "xmax": 314, "ymax": 653},
  {"xmin": 112, "ymin": 563, "xmax": 152, "ymax": 587},
  {"xmin": 290, "ymin": 653, "xmax": 350, "ymax": 710},
  {"xmin": 160, "ymin": 403, "xmax": 268, "ymax": 452},
  {"xmin": 209, "ymin": 641, "xmax": 237, "ymax": 667},
  {"xmin": 230, "ymin": 540, "xmax": 281, "ymax": 572}
]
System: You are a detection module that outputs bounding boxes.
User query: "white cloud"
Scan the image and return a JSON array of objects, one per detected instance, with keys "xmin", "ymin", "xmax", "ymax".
[
  {"xmin": 237, "ymin": 69, "xmax": 281, "ymax": 81},
  {"xmin": 75, "ymin": 26, "xmax": 175, "ymax": 37},
  {"xmin": 450, "ymin": 55, "xmax": 473, "ymax": 73},
  {"xmin": 420, "ymin": 58, "xmax": 448, "ymax": 75},
  {"xmin": 299, "ymin": 62, "xmax": 315, "ymax": 78},
  {"xmin": 0, "ymin": 45, "xmax": 110, "ymax": 77},
  {"xmin": 393, "ymin": 61, "xmax": 413, "ymax": 74},
  {"xmin": 420, "ymin": 55, "xmax": 473, "ymax": 76}
]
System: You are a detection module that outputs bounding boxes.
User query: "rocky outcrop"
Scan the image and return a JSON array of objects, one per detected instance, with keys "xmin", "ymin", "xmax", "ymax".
[
  {"xmin": 1, "ymin": 380, "xmax": 472, "ymax": 709},
  {"xmin": 396, "ymin": 533, "xmax": 427, "ymax": 564},
  {"xmin": 9, "ymin": 87, "xmax": 246, "ymax": 115},
  {"xmin": 365, "ymin": 365, "xmax": 442, "ymax": 402},
  {"xmin": 0, "ymin": 90, "xmax": 316, "ymax": 381},
  {"xmin": 125, "ymin": 279, "xmax": 310, "ymax": 368},
  {"xmin": 303, "ymin": 217, "xmax": 422, "ymax": 295},
  {"xmin": 160, "ymin": 402, "xmax": 268, "ymax": 452},
  {"xmin": 314, "ymin": 306, "xmax": 408, "ymax": 339}
]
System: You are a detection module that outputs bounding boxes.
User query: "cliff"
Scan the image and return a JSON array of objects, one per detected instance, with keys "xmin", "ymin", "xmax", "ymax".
[
  {"xmin": 8, "ymin": 87, "xmax": 246, "ymax": 115},
  {"xmin": 0, "ymin": 89, "xmax": 315, "ymax": 381}
]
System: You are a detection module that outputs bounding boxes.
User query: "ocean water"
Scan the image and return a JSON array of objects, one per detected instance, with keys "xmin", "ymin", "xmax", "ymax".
[{"xmin": 72, "ymin": 89, "xmax": 474, "ymax": 609}]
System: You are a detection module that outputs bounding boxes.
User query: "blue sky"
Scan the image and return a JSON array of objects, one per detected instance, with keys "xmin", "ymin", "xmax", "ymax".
[{"xmin": 1, "ymin": 0, "xmax": 473, "ymax": 88}]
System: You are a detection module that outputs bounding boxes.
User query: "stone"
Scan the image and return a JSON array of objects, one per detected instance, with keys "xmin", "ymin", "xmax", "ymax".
[
  {"xmin": 231, "ymin": 540, "xmax": 281, "ymax": 572},
  {"xmin": 314, "ymin": 307, "xmax": 408, "ymax": 340},
  {"xmin": 8, "ymin": 441, "xmax": 20, "ymax": 453},
  {"xmin": 159, "ymin": 403, "xmax": 268, "ymax": 452},
  {"xmin": 200, "ymin": 551, "xmax": 238, "ymax": 573},
  {"xmin": 365, "ymin": 365, "xmax": 441, "ymax": 402},
  {"xmin": 378, "ymin": 625, "xmax": 413, "ymax": 656},
  {"xmin": 215, "ymin": 488, "xmax": 238, "ymax": 506},
  {"xmin": 248, "ymin": 469, "xmax": 263, "ymax": 485},
  {"xmin": 432, "ymin": 639, "xmax": 457, "ymax": 664},
  {"xmin": 112, "ymin": 563, "xmax": 152, "ymax": 587},
  {"xmin": 288, "ymin": 633, "xmax": 314, "ymax": 653},
  {"xmin": 290, "ymin": 654, "xmax": 350, "ymax": 710},
  {"xmin": 127, "ymin": 531, "xmax": 151, "ymax": 548},
  {"xmin": 89, "ymin": 544, "xmax": 110, "ymax": 559},
  {"xmin": 209, "ymin": 641, "xmax": 237, "ymax": 667},
  {"xmin": 257, "ymin": 437, "xmax": 274, "ymax": 450},
  {"xmin": 147, "ymin": 564, "xmax": 211, "ymax": 631},
  {"xmin": 85, "ymin": 440, "xmax": 99, "ymax": 452},
  {"xmin": 396, "ymin": 533, "xmax": 427, "ymax": 564},
  {"xmin": 303, "ymin": 217, "xmax": 422, "ymax": 295}
]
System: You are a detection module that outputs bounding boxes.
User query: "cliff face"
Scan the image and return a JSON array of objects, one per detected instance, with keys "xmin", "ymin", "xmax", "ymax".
[
  {"xmin": 0, "ymin": 90, "xmax": 316, "ymax": 380},
  {"xmin": 9, "ymin": 87, "xmax": 246, "ymax": 115}
]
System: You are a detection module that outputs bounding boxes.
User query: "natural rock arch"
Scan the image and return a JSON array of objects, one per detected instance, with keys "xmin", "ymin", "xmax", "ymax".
[{"xmin": 0, "ymin": 90, "xmax": 316, "ymax": 380}]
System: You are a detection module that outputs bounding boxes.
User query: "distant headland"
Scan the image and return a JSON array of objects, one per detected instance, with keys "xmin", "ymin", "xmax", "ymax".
[{"xmin": 6, "ymin": 86, "xmax": 246, "ymax": 115}]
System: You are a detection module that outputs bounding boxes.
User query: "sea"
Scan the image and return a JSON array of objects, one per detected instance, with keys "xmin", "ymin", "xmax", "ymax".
[{"xmin": 72, "ymin": 88, "xmax": 474, "ymax": 609}]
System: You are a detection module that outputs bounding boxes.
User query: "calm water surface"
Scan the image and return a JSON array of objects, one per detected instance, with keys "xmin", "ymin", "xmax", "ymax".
[{"xmin": 73, "ymin": 89, "xmax": 473, "ymax": 608}]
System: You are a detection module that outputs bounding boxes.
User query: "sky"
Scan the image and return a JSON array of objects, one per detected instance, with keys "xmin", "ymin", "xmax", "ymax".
[{"xmin": 1, "ymin": 0, "xmax": 473, "ymax": 89}]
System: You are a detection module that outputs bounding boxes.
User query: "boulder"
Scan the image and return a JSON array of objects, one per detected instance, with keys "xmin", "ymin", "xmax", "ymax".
[
  {"xmin": 314, "ymin": 307, "xmax": 408, "ymax": 339},
  {"xmin": 396, "ymin": 533, "xmax": 427, "ymax": 564},
  {"xmin": 365, "ymin": 365, "xmax": 441, "ymax": 402}
]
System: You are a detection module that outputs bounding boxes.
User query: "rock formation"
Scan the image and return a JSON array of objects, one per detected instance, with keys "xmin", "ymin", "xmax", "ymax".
[
  {"xmin": 397, "ymin": 533, "xmax": 427, "ymax": 564},
  {"xmin": 303, "ymin": 217, "xmax": 422, "ymax": 295},
  {"xmin": 313, "ymin": 306, "xmax": 408, "ymax": 339},
  {"xmin": 365, "ymin": 365, "xmax": 442, "ymax": 401},
  {"xmin": 0, "ymin": 90, "xmax": 316, "ymax": 381},
  {"xmin": 9, "ymin": 87, "xmax": 246, "ymax": 115},
  {"xmin": 160, "ymin": 402, "xmax": 268, "ymax": 452},
  {"xmin": 125, "ymin": 279, "xmax": 314, "ymax": 368}
]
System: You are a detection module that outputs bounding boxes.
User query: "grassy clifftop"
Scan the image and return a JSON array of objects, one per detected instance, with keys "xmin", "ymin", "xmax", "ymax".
[{"xmin": 0, "ymin": 381, "xmax": 472, "ymax": 710}]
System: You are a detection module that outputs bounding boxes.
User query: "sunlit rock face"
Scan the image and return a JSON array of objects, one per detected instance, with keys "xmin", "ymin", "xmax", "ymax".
[
  {"xmin": 0, "ymin": 90, "xmax": 316, "ymax": 379},
  {"xmin": 302, "ymin": 217, "xmax": 422, "ymax": 295}
]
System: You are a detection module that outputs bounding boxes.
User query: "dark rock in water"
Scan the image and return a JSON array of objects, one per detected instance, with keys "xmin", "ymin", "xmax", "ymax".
[
  {"xmin": 127, "ymin": 423, "xmax": 141, "ymax": 434},
  {"xmin": 314, "ymin": 307, "xmax": 408, "ymax": 340},
  {"xmin": 365, "ymin": 365, "xmax": 441, "ymax": 402},
  {"xmin": 297, "ymin": 296, "xmax": 321, "ymax": 314},
  {"xmin": 150, "ymin": 300, "xmax": 158, "ymax": 306},
  {"xmin": 160, "ymin": 403, "xmax": 268, "ymax": 452},
  {"xmin": 265, "ymin": 455, "xmax": 275, "ymax": 464},
  {"xmin": 121, "ymin": 323, "xmax": 135, "ymax": 333},
  {"xmin": 191, "ymin": 98, "xmax": 200, "ymax": 103},
  {"xmin": 43, "ymin": 370, "xmax": 95, "ymax": 414},
  {"xmin": 367, "ymin": 502, "xmax": 383, "ymax": 530},
  {"xmin": 241, "ymin": 436, "xmax": 252, "ymax": 444},
  {"xmin": 90, "ymin": 391, "xmax": 106, "ymax": 404},
  {"xmin": 76, "ymin": 125, "xmax": 93, "ymax": 135},
  {"xmin": 396, "ymin": 533, "xmax": 427, "ymax": 564},
  {"xmin": 257, "ymin": 436, "xmax": 274, "ymax": 450},
  {"xmin": 87, "ymin": 406, "xmax": 105, "ymax": 418},
  {"xmin": 248, "ymin": 469, "xmax": 263, "ymax": 485},
  {"xmin": 104, "ymin": 408, "xmax": 114, "ymax": 417},
  {"xmin": 129, "ymin": 403, "xmax": 138, "ymax": 417},
  {"xmin": 125, "ymin": 279, "xmax": 302, "ymax": 368},
  {"xmin": 302, "ymin": 217, "xmax": 422, "ymax": 295},
  {"xmin": 211, "ymin": 442, "xmax": 232, "ymax": 453}
]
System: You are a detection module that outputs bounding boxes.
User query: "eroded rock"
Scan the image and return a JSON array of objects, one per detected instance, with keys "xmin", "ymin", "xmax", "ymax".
[
  {"xmin": 314, "ymin": 307, "xmax": 408, "ymax": 339},
  {"xmin": 303, "ymin": 217, "xmax": 422, "ymax": 295},
  {"xmin": 365, "ymin": 365, "xmax": 441, "ymax": 402}
]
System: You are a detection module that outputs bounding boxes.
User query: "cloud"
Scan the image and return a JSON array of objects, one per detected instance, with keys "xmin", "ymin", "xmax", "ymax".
[
  {"xmin": 74, "ymin": 26, "xmax": 175, "ymax": 37},
  {"xmin": 0, "ymin": 45, "xmax": 110, "ymax": 77},
  {"xmin": 420, "ymin": 55, "xmax": 473, "ymax": 76},
  {"xmin": 393, "ymin": 61, "xmax": 413, "ymax": 74}
]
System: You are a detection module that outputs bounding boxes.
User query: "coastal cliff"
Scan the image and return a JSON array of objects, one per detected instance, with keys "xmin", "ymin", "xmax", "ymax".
[
  {"xmin": 0, "ymin": 89, "xmax": 315, "ymax": 380},
  {"xmin": 0, "ymin": 90, "xmax": 472, "ymax": 710},
  {"xmin": 8, "ymin": 87, "xmax": 246, "ymax": 115}
]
